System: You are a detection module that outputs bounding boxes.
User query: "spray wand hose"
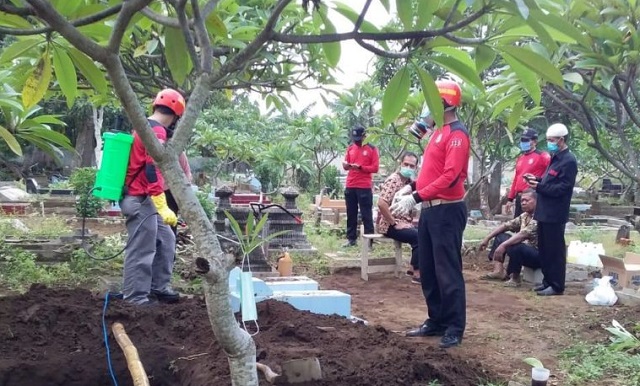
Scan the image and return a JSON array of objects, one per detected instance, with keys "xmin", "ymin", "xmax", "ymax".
[{"xmin": 80, "ymin": 187, "xmax": 158, "ymax": 261}]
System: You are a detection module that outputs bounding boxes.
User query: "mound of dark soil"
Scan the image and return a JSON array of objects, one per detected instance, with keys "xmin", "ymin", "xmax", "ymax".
[{"xmin": 0, "ymin": 285, "xmax": 498, "ymax": 386}]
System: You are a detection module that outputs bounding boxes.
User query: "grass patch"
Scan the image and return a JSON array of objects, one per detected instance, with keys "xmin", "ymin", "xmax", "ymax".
[
  {"xmin": 560, "ymin": 343, "xmax": 640, "ymax": 385},
  {"xmin": 0, "ymin": 215, "xmax": 71, "ymax": 239}
]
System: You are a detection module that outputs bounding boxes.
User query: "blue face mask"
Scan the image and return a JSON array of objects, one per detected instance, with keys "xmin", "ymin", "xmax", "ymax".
[
  {"xmin": 399, "ymin": 167, "xmax": 416, "ymax": 179},
  {"xmin": 519, "ymin": 141, "xmax": 531, "ymax": 152},
  {"xmin": 547, "ymin": 142, "xmax": 559, "ymax": 152}
]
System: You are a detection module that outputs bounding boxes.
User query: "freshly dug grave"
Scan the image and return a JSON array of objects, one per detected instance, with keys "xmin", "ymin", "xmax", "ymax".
[{"xmin": 0, "ymin": 285, "xmax": 499, "ymax": 386}]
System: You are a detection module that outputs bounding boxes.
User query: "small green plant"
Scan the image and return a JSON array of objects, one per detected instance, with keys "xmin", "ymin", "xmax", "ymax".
[
  {"xmin": 224, "ymin": 211, "xmax": 289, "ymax": 261},
  {"xmin": 196, "ymin": 184, "xmax": 216, "ymax": 220},
  {"xmin": 605, "ymin": 320, "xmax": 640, "ymax": 353},
  {"xmin": 48, "ymin": 179, "xmax": 73, "ymax": 189},
  {"xmin": 523, "ymin": 357, "xmax": 544, "ymax": 368},
  {"xmin": 576, "ymin": 226, "xmax": 598, "ymax": 243},
  {"xmin": 560, "ymin": 343, "xmax": 640, "ymax": 385},
  {"xmin": 322, "ymin": 165, "xmax": 342, "ymax": 198},
  {"xmin": 69, "ymin": 167, "xmax": 104, "ymax": 218}
]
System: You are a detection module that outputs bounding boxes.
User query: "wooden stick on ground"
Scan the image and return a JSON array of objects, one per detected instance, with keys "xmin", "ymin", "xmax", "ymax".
[
  {"xmin": 256, "ymin": 362, "xmax": 280, "ymax": 384},
  {"xmin": 111, "ymin": 322, "xmax": 151, "ymax": 386}
]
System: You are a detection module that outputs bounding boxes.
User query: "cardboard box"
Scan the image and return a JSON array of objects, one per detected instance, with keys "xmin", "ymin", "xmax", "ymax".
[{"xmin": 599, "ymin": 252, "xmax": 640, "ymax": 289}]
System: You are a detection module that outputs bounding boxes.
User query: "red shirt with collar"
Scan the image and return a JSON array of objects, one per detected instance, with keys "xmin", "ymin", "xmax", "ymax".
[
  {"xmin": 508, "ymin": 149, "xmax": 551, "ymax": 200},
  {"xmin": 124, "ymin": 122, "xmax": 167, "ymax": 196},
  {"xmin": 344, "ymin": 143, "xmax": 379, "ymax": 189},
  {"xmin": 413, "ymin": 121, "xmax": 470, "ymax": 202}
]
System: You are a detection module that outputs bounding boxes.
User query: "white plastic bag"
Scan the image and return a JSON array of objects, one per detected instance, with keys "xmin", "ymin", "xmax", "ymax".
[{"xmin": 585, "ymin": 276, "xmax": 618, "ymax": 306}]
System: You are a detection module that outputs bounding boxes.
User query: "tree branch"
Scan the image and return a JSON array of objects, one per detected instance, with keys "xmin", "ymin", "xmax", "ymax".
[
  {"xmin": 353, "ymin": 0, "xmax": 372, "ymax": 32},
  {"xmin": 0, "ymin": 2, "xmax": 34, "ymax": 16},
  {"xmin": 192, "ymin": 0, "xmax": 213, "ymax": 73},
  {"xmin": 272, "ymin": 6, "xmax": 489, "ymax": 44},
  {"xmin": 614, "ymin": 78, "xmax": 640, "ymax": 130},
  {"xmin": 175, "ymin": 0, "xmax": 200, "ymax": 73},
  {"xmin": 0, "ymin": 3, "xmax": 123, "ymax": 36},
  {"xmin": 355, "ymin": 39, "xmax": 410, "ymax": 58},
  {"xmin": 108, "ymin": 0, "xmax": 152, "ymax": 53},
  {"xmin": 24, "ymin": 0, "xmax": 109, "ymax": 62}
]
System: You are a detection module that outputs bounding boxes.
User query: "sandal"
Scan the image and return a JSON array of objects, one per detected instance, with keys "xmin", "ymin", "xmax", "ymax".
[
  {"xmin": 503, "ymin": 280, "xmax": 521, "ymax": 288},
  {"xmin": 411, "ymin": 277, "xmax": 421, "ymax": 285},
  {"xmin": 480, "ymin": 272, "xmax": 506, "ymax": 281}
]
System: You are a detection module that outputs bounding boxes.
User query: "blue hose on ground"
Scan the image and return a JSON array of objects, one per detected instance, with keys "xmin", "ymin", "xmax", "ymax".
[{"xmin": 102, "ymin": 292, "xmax": 119, "ymax": 386}]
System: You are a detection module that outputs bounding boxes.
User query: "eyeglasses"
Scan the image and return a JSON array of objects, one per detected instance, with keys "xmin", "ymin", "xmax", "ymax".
[{"xmin": 401, "ymin": 162, "xmax": 417, "ymax": 169}]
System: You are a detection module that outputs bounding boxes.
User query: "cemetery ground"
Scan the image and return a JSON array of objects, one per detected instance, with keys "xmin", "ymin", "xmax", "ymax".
[{"xmin": 1, "ymin": 210, "xmax": 640, "ymax": 385}]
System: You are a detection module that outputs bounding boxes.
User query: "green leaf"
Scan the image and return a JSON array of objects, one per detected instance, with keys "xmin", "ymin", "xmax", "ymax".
[
  {"xmin": 164, "ymin": 27, "xmax": 192, "ymax": 85},
  {"xmin": 32, "ymin": 115, "xmax": 66, "ymax": 125},
  {"xmin": 0, "ymin": 13, "xmax": 34, "ymax": 28},
  {"xmin": 22, "ymin": 50, "xmax": 52, "ymax": 109},
  {"xmin": 416, "ymin": 0, "xmax": 440, "ymax": 29},
  {"xmin": 133, "ymin": 44, "xmax": 147, "ymax": 58},
  {"xmin": 430, "ymin": 55, "xmax": 483, "ymax": 89},
  {"xmin": 508, "ymin": 102, "xmax": 524, "ymax": 130},
  {"xmin": 231, "ymin": 26, "xmax": 261, "ymax": 41},
  {"xmin": 381, "ymin": 65, "xmax": 411, "ymax": 126},
  {"xmin": 490, "ymin": 92, "xmax": 521, "ymax": 120},
  {"xmin": 206, "ymin": 11, "xmax": 228, "ymax": 37},
  {"xmin": 0, "ymin": 38, "xmax": 42, "ymax": 63},
  {"xmin": 433, "ymin": 47, "xmax": 476, "ymax": 71},
  {"xmin": 320, "ymin": 15, "xmax": 340, "ymax": 67},
  {"xmin": 475, "ymin": 45, "xmax": 496, "ymax": 72},
  {"xmin": 67, "ymin": 47, "xmax": 108, "ymax": 94},
  {"xmin": 0, "ymin": 124, "xmax": 22, "ymax": 156},
  {"xmin": 502, "ymin": 52, "xmax": 541, "ymax": 105},
  {"xmin": 523, "ymin": 357, "xmax": 544, "ymax": 368},
  {"xmin": 0, "ymin": 98, "xmax": 24, "ymax": 111},
  {"xmin": 25, "ymin": 127, "xmax": 72, "ymax": 149},
  {"xmin": 415, "ymin": 66, "xmax": 444, "ymax": 128},
  {"xmin": 514, "ymin": 0, "xmax": 529, "ymax": 19},
  {"xmin": 532, "ymin": 11, "xmax": 590, "ymax": 47},
  {"xmin": 396, "ymin": 0, "xmax": 413, "ymax": 29},
  {"xmin": 562, "ymin": 72, "xmax": 583, "ymax": 85},
  {"xmin": 333, "ymin": 2, "xmax": 379, "ymax": 33},
  {"xmin": 499, "ymin": 45, "xmax": 563, "ymax": 86},
  {"xmin": 52, "ymin": 45, "xmax": 77, "ymax": 108}
]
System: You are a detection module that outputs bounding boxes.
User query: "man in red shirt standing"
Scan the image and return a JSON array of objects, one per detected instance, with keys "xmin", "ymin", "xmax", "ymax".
[
  {"xmin": 391, "ymin": 79, "xmax": 470, "ymax": 348},
  {"xmin": 342, "ymin": 126, "xmax": 380, "ymax": 247},
  {"xmin": 120, "ymin": 88, "xmax": 185, "ymax": 305},
  {"xmin": 507, "ymin": 128, "xmax": 550, "ymax": 217}
]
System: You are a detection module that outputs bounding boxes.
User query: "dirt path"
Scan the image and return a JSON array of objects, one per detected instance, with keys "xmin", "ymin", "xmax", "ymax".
[{"xmin": 319, "ymin": 258, "xmax": 639, "ymax": 385}]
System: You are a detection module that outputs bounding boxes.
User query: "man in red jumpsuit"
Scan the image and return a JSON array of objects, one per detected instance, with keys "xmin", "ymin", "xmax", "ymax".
[
  {"xmin": 120, "ymin": 88, "xmax": 185, "ymax": 305},
  {"xmin": 341, "ymin": 126, "xmax": 380, "ymax": 247},
  {"xmin": 391, "ymin": 79, "xmax": 470, "ymax": 348},
  {"xmin": 507, "ymin": 128, "xmax": 550, "ymax": 217}
]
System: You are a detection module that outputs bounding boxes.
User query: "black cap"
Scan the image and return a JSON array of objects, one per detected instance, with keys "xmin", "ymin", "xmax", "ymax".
[
  {"xmin": 521, "ymin": 128, "xmax": 538, "ymax": 140},
  {"xmin": 351, "ymin": 126, "xmax": 366, "ymax": 141}
]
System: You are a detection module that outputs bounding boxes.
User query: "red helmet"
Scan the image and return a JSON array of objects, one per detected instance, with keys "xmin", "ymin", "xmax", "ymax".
[
  {"xmin": 436, "ymin": 79, "xmax": 462, "ymax": 107},
  {"xmin": 153, "ymin": 88, "xmax": 186, "ymax": 117}
]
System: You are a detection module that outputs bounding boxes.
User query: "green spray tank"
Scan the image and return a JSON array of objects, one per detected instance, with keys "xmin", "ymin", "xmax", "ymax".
[{"xmin": 93, "ymin": 132, "xmax": 134, "ymax": 201}]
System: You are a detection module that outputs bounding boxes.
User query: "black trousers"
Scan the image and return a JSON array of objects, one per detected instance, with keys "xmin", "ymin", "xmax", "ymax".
[
  {"xmin": 488, "ymin": 232, "xmax": 511, "ymax": 261},
  {"xmin": 165, "ymin": 189, "xmax": 179, "ymax": 236},
  {"xmin": 418, "ymin": 202, "xmax": 467, "ymax": 337},
  {"xmin": 505, "ymin": 243, "xmax": 540, "ymax": 275},
  {"xmin": 385, "ymin": 226, "xmax": 419, "ymax": 270},
  {"xmin": 537, "ymin": 222, "xmax": 567, "ymax": 292},
  {"xmin": 344, "ymin": 188, "xmax": 374, "ymax": 241},
  {"xmin": 513, "ymin": 194, "xmax": 523, "ymax": 218}
]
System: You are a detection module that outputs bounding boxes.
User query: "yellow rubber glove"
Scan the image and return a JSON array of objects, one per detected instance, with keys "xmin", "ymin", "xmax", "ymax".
[{"xmin": 150, "ymin": 193, "xmax": 178, "ymax": 226}]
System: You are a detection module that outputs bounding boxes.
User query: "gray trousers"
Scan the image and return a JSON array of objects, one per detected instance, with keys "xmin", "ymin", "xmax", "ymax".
[{"xmin": 120, "ymin": 195, "xmax": 176, "ymax": 304}]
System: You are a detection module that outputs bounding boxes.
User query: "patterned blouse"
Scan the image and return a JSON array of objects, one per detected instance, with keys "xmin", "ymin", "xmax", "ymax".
[
  {"xmin": 376, "ymin": 172, "xmax": 414, "ymax": 234},
  {"xmin": 503, "ymin": 212, "xmax": 538, "ymax": 249}
]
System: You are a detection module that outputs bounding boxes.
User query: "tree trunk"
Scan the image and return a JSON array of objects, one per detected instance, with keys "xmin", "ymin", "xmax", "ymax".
[
  {"xmin": 479, "ymin": 178, "xmax": 491, "ymax": 220},
  {"xmin": 160, "ymin": 155, "xmax": 259, "ymax": 385},
  {"xmin": 93, "ymin": 106, "xmax": 104, "ymax": 168},
  {"xmin": 488, "ymin": 161, "xmax": 502, "ymax": 210},
  {"xmin": 74, "ymin": 109, "xmax": 96, "ymax": 168}
]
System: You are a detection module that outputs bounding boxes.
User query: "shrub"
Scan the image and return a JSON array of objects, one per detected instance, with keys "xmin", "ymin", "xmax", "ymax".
[{"xmin": 69, "ymin": 168, "xmax": 104, "ymax": 218}]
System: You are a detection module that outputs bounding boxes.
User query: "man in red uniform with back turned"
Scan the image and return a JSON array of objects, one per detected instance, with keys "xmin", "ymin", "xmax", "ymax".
[
  {"xmin": 342, "ymin": 125, "xmax": 380, "ymax": 247},
  {"xmin": 120, "ymin": 88, "xmax": 185, "ymax": 305},
  {"xmin": 507, "ymin": 128, "xmax": 550, "ymax": 218},
  {"xmin": 391, "ymin": 79, "xmax": 470, "ymax": 348}
]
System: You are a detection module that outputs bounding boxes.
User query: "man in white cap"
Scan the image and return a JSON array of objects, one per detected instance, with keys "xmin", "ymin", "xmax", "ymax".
[{"xmin": 525, "ymin": 123, "xmax": 578, "ymax": 296}]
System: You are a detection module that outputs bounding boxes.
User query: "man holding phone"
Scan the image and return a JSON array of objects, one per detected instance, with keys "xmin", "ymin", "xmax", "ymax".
[
  {"xmin": 342, "ymin": 125, "xmax": 380, "ymax": 247},
  {"xmin": 525, "ymin": 123, "xmax": 578, "ymax": 296},
  {"xmin": 507, "ymin": 128, "xmax": 550, "ymax": 217}
]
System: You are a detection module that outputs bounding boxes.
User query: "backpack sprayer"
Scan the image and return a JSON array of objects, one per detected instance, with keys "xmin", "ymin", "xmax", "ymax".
[{"xmin": 81, "ymin": 131, "xmax": 158, "ymax": 260}]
